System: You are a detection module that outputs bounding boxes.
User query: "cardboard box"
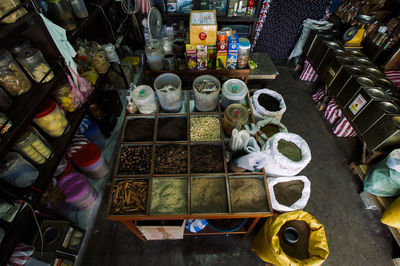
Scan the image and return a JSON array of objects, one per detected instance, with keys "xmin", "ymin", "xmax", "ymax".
[
  {"xmin": 227, "ymin": 36, "xmax": 239, "ymax": 69},
  {"xmin": 197, "ymin": 45, "xmax": 208, "ymax": 70},
  {"xmin": 216, "ymin": 41, "xmax": 228, "ymax": 69},
  {"xmin": 189, "ymin": 10, "xmax": 217, "ymax": 45},
  {"xmin": 136, "ymin": 220, "xmax": 186, "ymax": 240},
  {"xmin": 186, "ymin": 44, "xmax": 197, "ymax": 70},
  {"xmin": 207, "ymin": 44, "xmax": 217, "ymax": 69}
]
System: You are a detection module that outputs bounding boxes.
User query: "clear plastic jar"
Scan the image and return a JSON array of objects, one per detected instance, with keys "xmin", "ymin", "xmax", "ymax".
[
  {"xmin": 72, "ymin": 144, "xmax": 109, "ymax": 179},
  {"xmin": 0, "ymin": 49, "xmax": 31, "ymax": 96},
  {"xmin": 16, "ymin": 48, "xmax": 54, "ymax": 83},
  {"xmin": 9, "ymin": 38, "xmax": 31, "ymax": 56},
  {"xmin": 14, "ymin": 127, "xmax": 53, "ymax": 165},
  {"xmin": 0, "ymin": 0, "xmax": 27, "ymax": 24},
  {"xmin": 145, "ymin": 41, "xmax": 163, "ymax": 70},
  {"xmin": 193, "ymin": 75, "xmax": 221, "ymax": 112},
  {"xmin": 53, "ymin": 82, "xmax": 75, "ymax": 112},
  {"xmin": 0, "ymin": 87, "xmax": 12, "ymax": 111},
  {"xmin": 131, "ymin": 85, "xmax": 157, "ymax": 114},
  {"xmin": 223, "ymin": 104, "xmax": 249, "ymax": 136},
  {"xmin": 0, "ymin": 152, "xmax": 38, "ymax": 188},
  {"xmin": 45, "ymin": 0, "xmax": 77, "ymax": 31},
  {"xmin": 69, "ymin": 0, "xmax": 88, "ymax": 18},
  {"xmin": 58, "ymin": 172, "xmax": 98, "ymax": 210},
  {"xmin": 154, "ymin": 73, "xmax": 183, "ymax": 112},
  {"xmin": 92, "ymin": 50, "xmax": 110, "ymax": 74},
  {"xmin": 33, "ymin": 99, "xmax": 69, "ymax": 137},
  {"xmin": 221, "ymin": 79, "xmax": 248, "ymax": 109},
  {"xmin": 237, "ymin": 41, "xmax": 251, "ymax": 69}
]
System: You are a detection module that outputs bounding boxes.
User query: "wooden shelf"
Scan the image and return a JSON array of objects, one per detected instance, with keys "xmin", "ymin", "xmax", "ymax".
[
  {"xmin": 0, "ymin": 12, "xmax": 34, "ymax": 40},
  {"xmin": 162, "ymin": 13, "xmax": 257, "ymax": 23}
]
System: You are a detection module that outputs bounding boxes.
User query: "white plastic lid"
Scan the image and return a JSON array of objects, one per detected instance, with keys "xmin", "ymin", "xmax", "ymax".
[
  {"xmin": 132, "ymin": 85, "xmax": 154, "ymax": 105},
  {"xmin": 222, "ymin": 79, "xmax": 248, "ymax": 100}
]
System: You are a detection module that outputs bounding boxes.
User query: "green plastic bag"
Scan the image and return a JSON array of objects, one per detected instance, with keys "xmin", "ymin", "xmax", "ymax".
[{"xmin": 364, "ymin": 158, "xmax": 400, "ymax": 197}]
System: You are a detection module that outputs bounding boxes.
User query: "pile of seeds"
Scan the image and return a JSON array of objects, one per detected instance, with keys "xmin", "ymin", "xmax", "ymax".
[
  {"xmin": 155, "ymin": 145, "xmax": 187, "ymax": 174},
  {"xmin": 230, "ymin": 178, "xmax": 267, "ymax": 212},
  {"xmin": 278, "ymin": 139, "xmax": 302, "ymax": 162},
  {"xmin": 150, "ymin": 178, "xmax": 187, "ymax": 214},
  {"xmin": 195, "ymin": 80, "xmax": 218, "ymax": 94},
  {"xmin": 191, "ymin": 145, "xmax": 224, "ymax": 173},
  {"xmin": 111, "ymin": 180, "xmax": 148, "ymax": 215},
  {"xmin": 118, "ymin": 146, "xmax": 152, "ymax": 174},
  {"xmin": 124, "ymin": 118, "xmax": 154, "ymax": 142},
  {"xmin": 190, "ymin": 116, "xmax": 221, "ymax": 141}
]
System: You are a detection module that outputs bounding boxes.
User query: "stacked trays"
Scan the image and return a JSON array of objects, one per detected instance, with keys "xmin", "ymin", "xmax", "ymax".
[{"xmin": 106, "ymin": 91, "xmax": 273, "ymax": 218}]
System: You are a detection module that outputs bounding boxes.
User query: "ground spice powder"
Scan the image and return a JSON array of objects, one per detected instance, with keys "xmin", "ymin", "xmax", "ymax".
[
  {"xmin": 278, "ymin": 139, "xmax": 302, "ymax": 162},
  {"xmin": 230, "ymin": 178, "xmax": 267, "ymax": 212},
  {"xmin": 191, "ymin": 178, "xmax": 228, "ymax": 213},
  {"xmin": 150, "ymin": 178, "xmax": 187, "ymax": 214},
  {"xmin": 274, "ymin": 180, "xmax": 304, "ymax": 206}
]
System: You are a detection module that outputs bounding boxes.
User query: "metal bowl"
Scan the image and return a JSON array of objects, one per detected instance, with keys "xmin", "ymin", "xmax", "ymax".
[
  {"xmin": 365, "ymin": 68, "xmax": 384, "ymax": 78},
  {"xmin": 327, "ymin": 42, "xmax": 342, "ymax": 50},
  {"xmin": 337, "ymin": 56, "xmax": 355, "ymax": 66},
  {"xmin": 374, "ymin": 78, "xmax": 394, "ymax": 88},
  {"xmin": 379, "ymin": 101, "xmax": 400, "ymax": 114},
  {"xmin": 348, "ymin": 50, "xmax": 366, "ymax": 58},
  {"xmin": 334, "ymin": 49, "xmax": 346, "ymax": 56},
  {"xmin": 346, "ymin": 66, "xmax": 363, "ymax": 76},
  {"xmin": 357, "ymin": 76, "xmax": 375, "ymax": 87},
  {"xmin": 365, "ymin": 87, "xmax": 391, "ymax": 101},
  {"xmin": 355, "ymin": 58, "xmax": 374, "ymax": 67}
]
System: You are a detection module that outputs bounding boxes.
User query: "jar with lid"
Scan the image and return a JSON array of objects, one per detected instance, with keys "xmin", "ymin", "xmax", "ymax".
[
  {"xmin": 14, "ymin": 127, "xmax": 53, "ymax": 165},
  {"xmin": 193, "ymin": 75, "xmax": 221, "ymax": 112},
  {"xmin": 83, "ymin": 121, "xmax": 105, "ymax": 149},
  {"xmin": 16, "ymin": 48, "xmax": 55, "ymax": 83},
  {"xmin": 45, "ymin": 0, "xmax": 77, "ymax": 31},
  {"xmin": 161, "ymin": 37, "xmax": 173, "ymax": 53},
  {"xmin": 0, "ymin": 87, "xmax": 12, "ymax": 111},
  {"xmin": 145, "ymin": 41, "xmax": 163, "ymax": 70},
  {"xmin": 154, "ymin": 73, "xmax": 183, "ymax": 112},
  {"xmin": 237, "ymin": 41, "xmax": 251, "ymax": 69},
  {"xmin": 0, "ymin": 152, "xmax": 38, "ymax": 188},
  {"xmin": 131, "ymin": 85, "xmax": 157, "ymax": 114},
  {"xmin": 0, "ymin": 49, "xmax": 31, "ymax": 96},
  {"xmin": 221, "ymin": 79, "xmax": 248, "ymax": 109},
  {"xmin": 69, "ymin": 0, "xmax": 88, "ymax": 18},
  {"xmin": 72, "ymin": 144, "xmax": 109, "ymax": 179},
  {"xmin": 33, "ymin": 99, "xmax": 69, "ymax": 137},
  {"xmin": 9, "ymin": 38, "xmax": 31, "ymax": 56},
  {"xmin": 0, "ymin": 0, "xmax": 28, "ymax": 24},
  {"xmin": 54, "ymin": 82, "xmax": 75, "ymax": 112},
  {"xmin": 92, "ymin": 50, "xmax": 110, "ymax": 74},
  {"xmin": 223, "ymin": 104, "xmax": 249, "ymax": 136}
]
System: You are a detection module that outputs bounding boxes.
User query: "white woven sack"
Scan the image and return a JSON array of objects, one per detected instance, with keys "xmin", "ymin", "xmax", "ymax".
[
  {"xmin": 387, "ymin": 149, "xmax": 400, "ymax": 173},
  {"xmin": 256, "ymin": 117, "xmax": 288, "ymax": 135},
  {"xmin": 263, "ymin": 132, "xmax": 311, "ymax": 176},
  {"xmin": 252, "ymin": 89, "xmax": 287, "ymax": 122},
  {"xmin": 267, "ymin": 176, "xmax": 311, "ymax": 212}
]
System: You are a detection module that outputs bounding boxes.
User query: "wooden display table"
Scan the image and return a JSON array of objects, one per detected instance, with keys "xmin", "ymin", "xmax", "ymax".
[{"xmin": 106, "ymin": 91, "xmax": 273, "ymax": 240}]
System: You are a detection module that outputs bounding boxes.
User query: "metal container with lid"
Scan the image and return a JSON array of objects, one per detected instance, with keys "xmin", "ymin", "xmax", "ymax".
[
  {"xmin": 221, "ymin": 79, "xmax": 248, "ymax": 109},
  {"xmin": 319, "ymin": 48, "xmax": 347, "ymax": 84},
  {"xmin": 16, "ymin": 48, "xmax": 54, "ymax": 83},
  {"xmin": 354, "ymin": 58, "xmax": 375, "ymax": 68},
  {"xmin": 343, "ymin": 87, "xmax": 391, "ymax": 121},
  {"xmin": 363, "ymin": 115, "xmax": 400, "ymax": 152},
  {"xmin": 336, "ymin": 76, "xmax": 375, "ymax": 108},
  {"xmin": 223, "ymin": 104, "xmax": 249, "ymax": 136},
  {"xmin": 353, "ymin": 101, "xmax": 400, "ymax": 135},
  {"xmin": 308, "ymin": 34, "xmax": 335, "ymax": 66},
  {"xmin": 374, "ymin": 78, "xmax": 395, "ymax": 89},
  {"xmin": 322, "ymin": 56, "xmax": 355, "ymax": 88},
  {"xmin": 365, "ymin": 67, "xmax": 385, "ymax": 79},
  {"xmin": 45, "ymin": 0, "xmax": 77, "ymax": 31},
  {"xmin": 348, "ymin": 50, "xmax": 367, "ymax": 58},
  {"xmin": 329, "ymin": 65, "xmax": 363, "ymax": 97},
  {"xmin": 314, "ymin": 41, "xmax": 343, "ymax": 72},
  {"xmin": 303, "ymin": 30, "xmax": 332, "ymax": 57}
]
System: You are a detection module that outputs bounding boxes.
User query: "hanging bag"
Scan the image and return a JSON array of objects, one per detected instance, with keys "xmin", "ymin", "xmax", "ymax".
[{"xmin": 67, "ymin": 66, "xmax": 93, "ymax": 109}]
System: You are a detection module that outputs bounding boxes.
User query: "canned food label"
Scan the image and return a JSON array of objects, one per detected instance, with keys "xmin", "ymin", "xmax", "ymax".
[
  {"xmin": 328, "ymin": 67, "xmax": 335, "ymax": 77},
  {"xmin": 349, "ymin": 94, "xmax": 367, "ymax": 115}
]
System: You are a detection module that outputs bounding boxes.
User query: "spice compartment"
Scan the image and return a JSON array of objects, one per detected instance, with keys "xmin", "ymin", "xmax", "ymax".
[
  {"xmin": 116, "ymin": 144, "xmax": 153, "ymax": 176},
  {"xmin": 156, "ymin": 115, "xmax": 188, "ymax": 142},
  {"xmin": 122, "ymin": 116, "xmax": 156, "ymax": 143},
  {"xmin": 109, "ymin": 178, "xmax": 149, "ymax": 216},
  {"xmin": 154, "ymin": 144, "xmax": 188, "ymax": 175},
  {"xmin": 189, "ymin": 114, "xmax": 224, "ymax": 142},
  {"xmin": 228, "ymin": 175, "xmax": 270, "ymax": 213},
  {"xmin": 190, "ymin": 143, "xmax": 226, "ymax": 175}
]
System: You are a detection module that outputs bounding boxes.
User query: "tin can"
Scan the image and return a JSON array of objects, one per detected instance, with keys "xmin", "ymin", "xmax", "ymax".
[
  {"xmin": 217, "ymin": 31, "xmax": 227, "ymax": 41},
  {"xmin": 221, "ymin": 27, "xmax": 233, "ymax": 36}
]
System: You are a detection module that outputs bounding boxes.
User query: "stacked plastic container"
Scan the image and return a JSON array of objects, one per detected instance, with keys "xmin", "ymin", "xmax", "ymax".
[{"xmin": 72, "ymin": 144, "xmax": 109, "ymax": 179}]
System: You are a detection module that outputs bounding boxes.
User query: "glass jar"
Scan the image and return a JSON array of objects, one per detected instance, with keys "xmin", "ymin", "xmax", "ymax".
[
  {"xmin": 14, "ymin": 127, "xmax": 53, "ymax": 165},
  {"xmin": 92, "ymin": 50, "xmax": 110, "ymax": 74},
  {"xmin": 9, "ymin": 38, "xmax": 31, "ymax": 56},
  {"xmin": 0, "ymin": 49, "xmax": 31, "ymax": 96},
  {"xmin": 223, "ymin": 104, "xmax": 249, "ymax": 136},
  {"xmin": 0, "ymin": 87, "xmax": 12, "ymax": 111},
  {"xmin": 0, "ymin": 152, "xmax": 38, "ymax": 188},
  {"xmin": 237, "ymin": 41, "xmax": 251, "ymax": 69},
  {"xmin": 69, "ymin": 0, "xmax": 88, "ymax": 18},
  {"xmin": 45, "ymin": 0, "xmax": 77, "ymax": 31},
  {"xmin": 33, "ymin": 99, "xmax": 69, "ymax": 137},
  {"xmin": 16, "ymin": 48, "xmax": 54, "ymax": 83}
]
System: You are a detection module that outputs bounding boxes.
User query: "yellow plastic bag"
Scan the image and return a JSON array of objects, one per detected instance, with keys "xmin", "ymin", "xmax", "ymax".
[
  {"xmin": 251, "ymin": 210, "xmax": 329, "ymax": 266},
  {"xmin": 381, "ymin": 196, "xmax": 400, "ymax": 228},
  {"xmin": 81, "ymin": 67, "xmax": 99, "ymax": 85}
]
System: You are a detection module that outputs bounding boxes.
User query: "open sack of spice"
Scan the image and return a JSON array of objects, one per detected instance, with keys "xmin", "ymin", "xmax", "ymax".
[
  {"xmin": 230, "ymin": 137, "xmax": 268, "ymax": 172},
  {"xmin": 256, "ymin": 117, "xmax": 288, "ymax": 139},
  {"xmin": 263, "ymin": 133, "xmax": 311, "ymax": 177},
  {"xmin": 267, "ymin": 176, "xmax": 311, "ymax": 212},
  {"xmin": 252, "ymin": 89, "xmax": 287, "ymax": 122}
]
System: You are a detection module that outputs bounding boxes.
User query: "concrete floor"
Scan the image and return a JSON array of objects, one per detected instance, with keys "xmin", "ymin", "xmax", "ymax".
[{"xmin": 82, "ymin": 61, "xmax": 396, "ymax": 266}]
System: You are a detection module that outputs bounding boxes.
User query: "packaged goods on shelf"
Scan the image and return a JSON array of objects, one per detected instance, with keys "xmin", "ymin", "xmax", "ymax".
[
  {"xmin": 189, "ymin": 10, "xmax": 217, "ymax": 45},
  {"xmin": 196, "ymin": 45, "xmax": 207, "ymax": 70},
  {"xmin": 186, "ymin": 44, "xmax": 197, "ymax": 70}
]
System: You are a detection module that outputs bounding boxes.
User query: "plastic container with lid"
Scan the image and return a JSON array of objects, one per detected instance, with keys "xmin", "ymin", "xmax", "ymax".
[
  {"xmin": 0, "ymin": 152, "xmax": 38, "ymax": 187},
  {"xmin": 33, "ymin": 99, "xmax": 69, "ymax": 137},
  {"xmin": 224, "ymin": 104, "xmax": 249, "ymax": 136},
  {"xmin": 16, "ymin": 48, "xmax": 54, "ymax": 83},
  {"xmin": 131, "ymin": 85, "xmax": 157, "ymax": 114},
  {"xmin": 193, "ymin": 75, "xmax": 221, "ymax": 112},
  {"xmin": 83, "ymin": 121, "xmax": 105, "ymax": 148},
  {"xmin": 145, "ymin": 41, "xmax": 163, "ymax": 70},
  {"xmin": 9, "ymin": 38, "xmax": 31, "ymax": 56},
  {"xmin": 154, "ymin": 73, "xmax": 183, "ymax": 112},
  {"xmin": 221, "ymin": 79, "xmax": 248, "ymax": 109},
  {"xmin": 0, "ymin": 87, "xmax": 12, "ymax": 111},
  {"xmin": 45, "ymin": 0, "xmax": 77, "ymax": 31},
  {"xmin": 14, "ymin": 127, "xmax": 53, "ymax": 165},
  {"xmin": 72, "ymin": 143, "xmax": 109, "ymax": 179},
  {"xmin": 237, "ymin": 42, "xmax": 251, "ymax": 69},
  {"xmin": 0, "ymin": 49, "xmax": 32, "ymax": 96},
  {"xmin": 57, "ymin": 172, "xmax": 98, "ymax": 210},
  {"xmin": 69, "ymin": 0, "xmax": 88, "ymax": 18}
]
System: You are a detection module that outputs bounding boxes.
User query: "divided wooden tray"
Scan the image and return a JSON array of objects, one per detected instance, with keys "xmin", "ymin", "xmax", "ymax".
[{"xmin": 106, "ymin": 91, "xmax": 273, "ymax": 220}]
